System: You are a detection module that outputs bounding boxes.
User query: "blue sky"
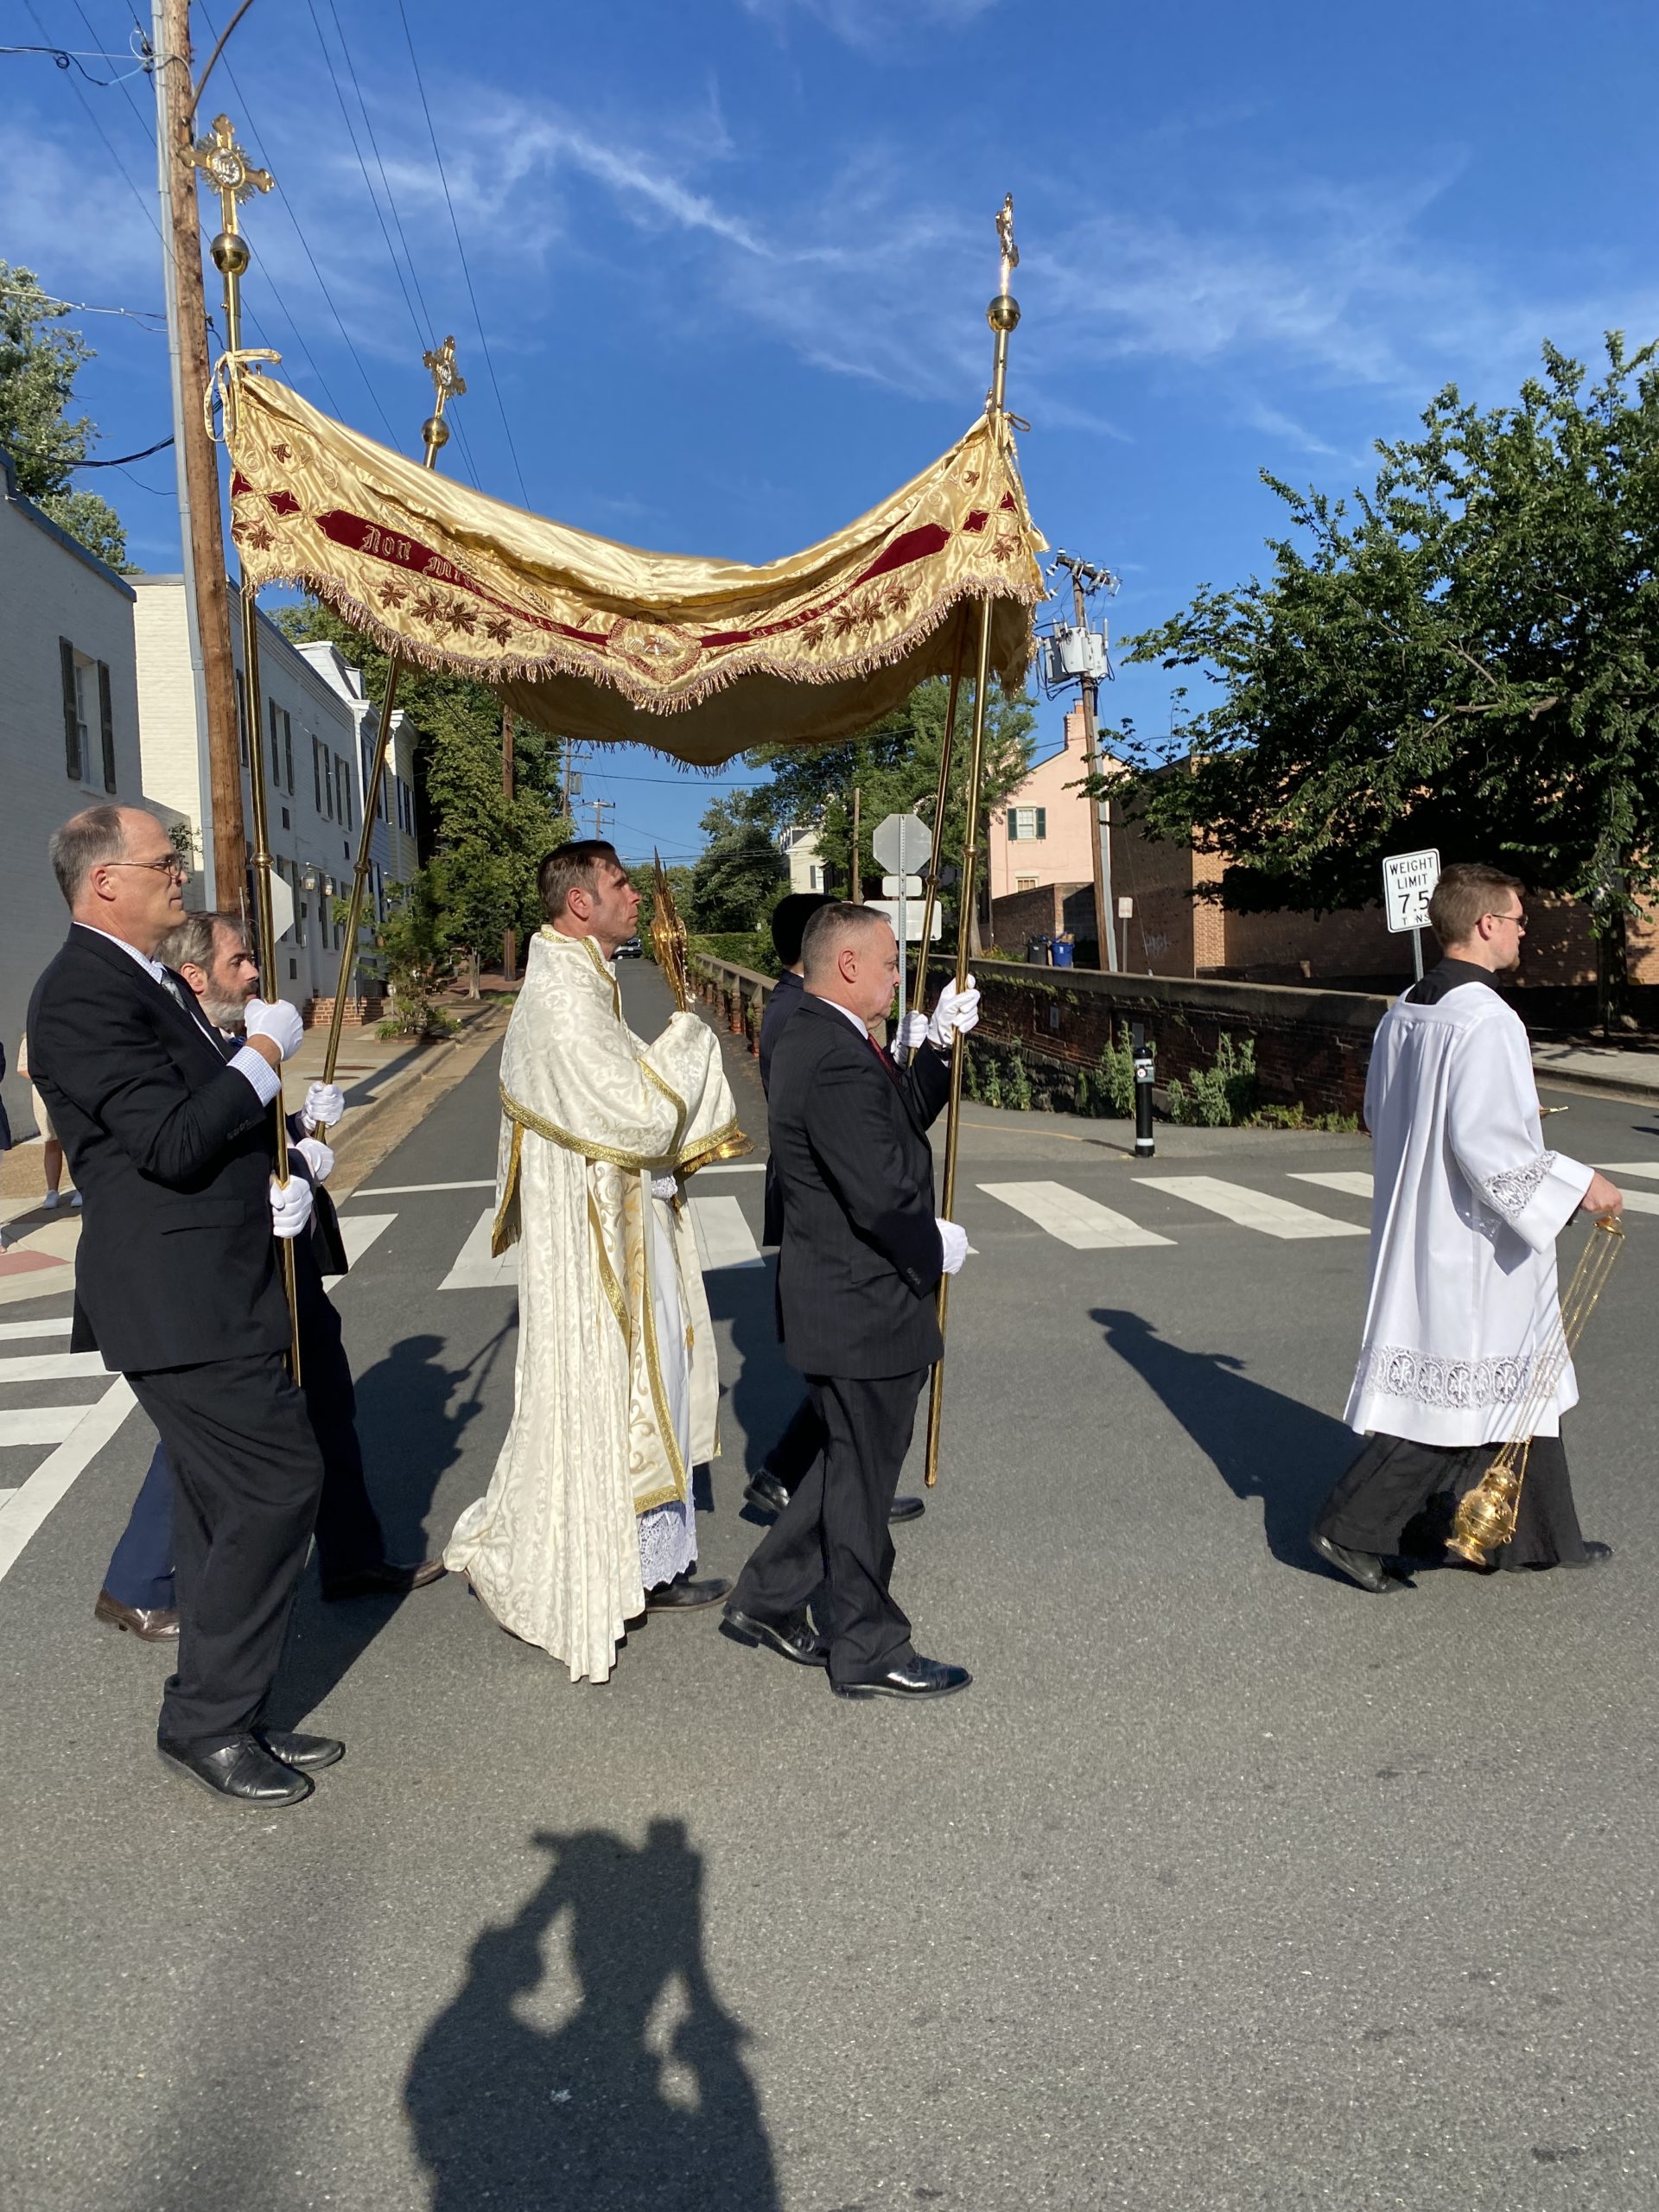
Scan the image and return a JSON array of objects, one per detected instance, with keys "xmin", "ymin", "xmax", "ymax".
[{"xmin": 7, "ymin": 0, "xmax": 1659, "ymax": 861}]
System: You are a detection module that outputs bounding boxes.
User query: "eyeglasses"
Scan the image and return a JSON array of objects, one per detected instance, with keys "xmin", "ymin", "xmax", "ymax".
[
  {"xmin": 107, "ymin": 854, "xmax": 189, "ymax": 882},
  {"xmin": 1484, "ymin": 909, "xmax": 1527, "ymax": 932}
]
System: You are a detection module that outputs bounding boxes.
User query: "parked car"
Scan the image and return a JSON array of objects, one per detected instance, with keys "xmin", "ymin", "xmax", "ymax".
[{"xmin": 615, "ymin": 936, "xmax": 644, "ymax": 959}]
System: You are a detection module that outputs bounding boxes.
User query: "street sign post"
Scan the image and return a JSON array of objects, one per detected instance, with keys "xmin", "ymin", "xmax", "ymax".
[
  {"xmin": 872, "ymin": 813, "xmax": 934, "ymax": 1050},
  {"xmin": 1382, "ymin": 848, "xmax": 1440, "ymax": 982}
]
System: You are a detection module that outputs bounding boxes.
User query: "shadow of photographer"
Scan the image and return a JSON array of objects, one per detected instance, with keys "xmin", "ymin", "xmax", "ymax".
[{"xmin": 406, "ymin": 1820, "xmax": 779, "ymax": 2212}]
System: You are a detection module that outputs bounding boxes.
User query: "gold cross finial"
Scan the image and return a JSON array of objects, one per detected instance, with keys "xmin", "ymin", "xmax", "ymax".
[
  {"xmin": 995, "ymin": 194, "xmax": 1019, "ymax": 295},
  {"xmin": 192, "ymin": 114, "xmax": 272, "ymax": 233},
  {"xmin": 423, "ymin": 336, "xmax": 467, "ymax": 413}
]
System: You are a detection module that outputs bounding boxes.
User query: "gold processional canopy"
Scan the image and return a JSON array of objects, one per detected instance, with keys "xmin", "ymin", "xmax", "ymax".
[{"xmin": 222, "ymin": 369, "xmax": 1045, "ymax": 768}]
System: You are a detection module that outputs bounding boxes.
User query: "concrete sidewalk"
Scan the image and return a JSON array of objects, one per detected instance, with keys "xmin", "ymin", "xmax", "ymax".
[{"xmin": 1533, "ymin": 1039, "xmax": 1659, "ymax": 1096}]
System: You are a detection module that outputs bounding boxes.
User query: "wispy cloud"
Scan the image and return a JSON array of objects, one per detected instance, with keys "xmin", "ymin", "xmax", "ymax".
[{"xmin": 737, "ymin": 0, "xmax": 1001, "ymax": 54}]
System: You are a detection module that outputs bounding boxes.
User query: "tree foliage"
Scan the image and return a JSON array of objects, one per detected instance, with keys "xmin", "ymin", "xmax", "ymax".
[
  {"xmin": 276, "ymin": 600, "xmax": 572, "ymax": 955},
  {"xmin": 728, "ymin": 673, "xmax": 1038, "ymax": 917},
  {"xmin": 688, "ymin": 801, "xmax": 788, "ymax": 931},
  {"xmin": 1112, "ymin": 337, "xmax": 1659, "ymax": 988},
  {"xmin": 0, "ymin": 263, "xmax": 131, "ymax": 570}
]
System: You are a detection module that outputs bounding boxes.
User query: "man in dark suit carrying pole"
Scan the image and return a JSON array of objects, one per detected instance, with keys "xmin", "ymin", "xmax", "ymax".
[
  {"xmin": 723, "ymin": 901, "xmax": 979, "ymax": 1700},
  {"xmin": 28, "ymin": 806, "xmax": 336, "ymax": 1808}
]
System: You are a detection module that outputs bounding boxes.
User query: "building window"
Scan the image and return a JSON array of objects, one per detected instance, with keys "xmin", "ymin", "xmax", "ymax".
[
  {"xmin": 335, "ymin": 754, "xmax": 352, "ymax": 831},
  {"xmin": 234, "ymin": 672, "xmax": 249, "ymax": 766},
  {"xmin": 58, "ymin": 641, "xmax": 114, "ymax": 789},
  {"xmin": 1017, "ymin": 874, "xmax": 1039, "ymax": 891},
  {"xmin": 314, "ymin": 735, "xmax": 327, "ymax": 817},
  {"xmin": 1009, "ymin": 806, "xmax": 1047, "ymax": 841}
]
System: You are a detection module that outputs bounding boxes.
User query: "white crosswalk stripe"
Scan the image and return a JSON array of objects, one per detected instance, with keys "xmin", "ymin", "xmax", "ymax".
[
  {"xmin": 1134, "ymin": 1175, "xmax": 1367, "ymax": 1240},
  {"xmin": 978, "ymin": 1181, "xmax": 1173, "ymax": 1249},
  {"xmin": 0, "ymin": 1407, "xmax": 86, "ymax": 1447},
  {"xmin": 0, "ymin": 1319, "xmax": 73, "ymax": 1342},
  {"xmin": 324, "ymin": 1211, "xmax": 397, "ymax": 1286},
  {"xmin": 440, "ymin": 1209, "xmax": 519, "ymax": 1291},
  {"xmin": 1288, "ymin": 1170, "xmax": 1375, "ymax": 1200},
  {"xmin": 1593, "ymin": 1161, "xmax": 1659, "ymax": 1179},
  {"xmin": 690, "ymin": 1195, "xmax": 766, "ymax": 1270},
  {"xmin": 1611, "ymin": 1188, "xmax": 1659, "ymax": 1217},
  {"xmin": 0, "ymin": 1309, "xmax": 137, "ymax": 1584},
  {"xmin": 0, "ymin": 1350, "xmax": 108, "ymax": 1385}
]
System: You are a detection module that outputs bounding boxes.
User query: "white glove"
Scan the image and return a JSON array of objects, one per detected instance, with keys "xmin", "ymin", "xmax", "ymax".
[
  {"xmin": 303, "ymin": 1080, "xmax": 346, "ymax": 1129},
  {"xmin": 270, "ymin": 1173, "xmax": 315, "ymax": 1240},
  {"xmin": 895, "ymin": 1012, "xmax": 928, "ymax": 1053},
  {"xmin": 245, "ymin": 996, "xmax": 305, "ymax": 1062},
  {"xmin": 937, "ymin": 1218, "xmax": 969, "ymax": 1275},
  {"xmin": 294, "ymin": 1136, "xmax": 334, "ymax": 1185},
  {"xmin": 651, "ymin": 1173, "xmax": 679, "ymax": 1201},
  {"xmin": 926, "ymin": 976, "xmax": 981, "ymax": 1047}
]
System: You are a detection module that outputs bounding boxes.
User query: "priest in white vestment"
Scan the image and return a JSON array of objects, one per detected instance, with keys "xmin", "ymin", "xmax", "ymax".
[
  {"xmin": 444, "ymin": 842, "xmax": 748, "ymax": 1680},
  {"xmin": 1311, "ymin": 862, "xmax": 1624, "ymax": 1592}
]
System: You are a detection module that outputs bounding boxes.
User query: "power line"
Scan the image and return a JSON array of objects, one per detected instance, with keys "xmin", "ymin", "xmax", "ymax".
[
  {"xmin": 0, "ymin": 38, "xmax": 149, "ymax": 83},
  {"xmin": 20, "ymin": 0, "xmax": 159, "ymax": 240},
  {"xmin": 302, "ymin": 0, "xmax": 427, "ymax": 357},
  {"xmin": 394, "ymin": 0, "xmax": 530, "ymax": 505}
]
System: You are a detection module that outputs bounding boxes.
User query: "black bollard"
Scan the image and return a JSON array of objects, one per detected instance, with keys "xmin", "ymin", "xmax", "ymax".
[{"xmin": 1132, "ymin": 1023, "xmax": 1155, "ymax": 1159}]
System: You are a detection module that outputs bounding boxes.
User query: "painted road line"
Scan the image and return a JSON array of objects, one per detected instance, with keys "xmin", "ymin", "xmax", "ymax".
[
  {"xmin": 0, "ymin": 1407, "xmax": 86, "ymax": 1447},
  {"xmin": 0, "ymin": 1319, "xmax": 73, "ymax": 1342},
  {"xmin": 354, "ymin": 1180, "xmax": 496, "ymax": 1196},
  {"xmin": 0, "ymin": 1351, "xmax": 109, "ymax": 1385},
  {"xmin": 1136, "ymin": 1175, "xmax": 1368, "ymax": 1240},
  {"xmin": 1288, "ymin": 1171, "xmax": 1375, "ymax": 1200},
  {"xmin": 323, "ymin": 1212, "xmax": 397, "ymax": 1287},
  {"xmin": 440, "ymin": 1209, "xmax": 519, "ymax": 1291},
  {"xmin": 1611, "ymin": 1189, "xmax": 1659, "ymax": 1217},
  {"xmin": 690, "ymin": 1195, "xmax": 765, "ymax": 1271},
  {"xmin": 1593, "ymin": 1162, "xmax": 1659, "ymax": 1179},
  {"xmin": 0, "ymin": 1381, "xmax": 137, "ymax": 1585},
  {"xmin": 978, "ymin": 1181, "xmax": 1174, "ymax": 1250}
]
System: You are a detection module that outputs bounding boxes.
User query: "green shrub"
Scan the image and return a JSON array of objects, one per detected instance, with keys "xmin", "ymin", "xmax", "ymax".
[
  {"xmin": 1249, "ymin": 1101, "xmax": 1360, "ymax": 1134},
  {"xmin": 1166, "ymin": 1032, "xmax": 1259, "ymax": 1126}
]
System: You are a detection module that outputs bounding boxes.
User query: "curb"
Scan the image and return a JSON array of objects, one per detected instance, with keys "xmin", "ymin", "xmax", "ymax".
[{"xmin": 327, "ymin": 1002, "xmax": 512, "ymax": 1198}]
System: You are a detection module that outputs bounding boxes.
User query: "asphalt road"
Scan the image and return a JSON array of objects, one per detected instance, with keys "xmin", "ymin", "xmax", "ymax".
[{"xmin": 3, "ymin": 963, "xmax": 1658, "ymax": 2212}]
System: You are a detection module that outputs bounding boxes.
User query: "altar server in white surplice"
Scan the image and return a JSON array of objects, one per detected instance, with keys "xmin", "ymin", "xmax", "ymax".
[
  {"xmin": 1311, "ymin": 862, "xmax": 1624, "ymax": 1594},
  {"xmin": 445, "ymin": 842, "xmax": 748, "ymax": 1680}
]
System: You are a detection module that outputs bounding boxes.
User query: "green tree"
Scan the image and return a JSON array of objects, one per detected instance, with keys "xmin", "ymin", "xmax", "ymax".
[
  {"xmin": 688, "ymin": 798, "xmax": 788, "ymax": 931},
  {"xmin": 0, "ymin": 264, "xmax": 131, "ymax": 570},
  {"xmin": 276, "ymin": 599, "xmax": 573, "ymax": 958},
  {"xmin": 735, "ymin": 672, "xmax": 1037, "ymax": 923},
  {"xmin": 1109, "ymin": 336, "xmax": 1659, "ymax": 1019}
]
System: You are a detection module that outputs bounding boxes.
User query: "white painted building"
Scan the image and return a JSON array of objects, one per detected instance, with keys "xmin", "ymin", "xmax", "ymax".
[
  {"xmin": 293, "ymin": 639, "xmax": 423, "ymax": 927},
  {"xmin": 779, "ymin": 823, "xmax": 827, "ymax": 893},
  {"xmin": 0, "ymin": 449, "xmax": 158, "ymax": 1141},
  {"xmin": 131, "ymin": 576, "xmax": 384, "ymax": 1014}
]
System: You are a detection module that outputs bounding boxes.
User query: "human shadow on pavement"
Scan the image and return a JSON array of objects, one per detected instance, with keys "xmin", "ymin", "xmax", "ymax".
[
  {"xmin": 406, "ymin": 1820, "xmax": 779, "ymax": 2212},
  {"xmin": 1092, "ymin": 1306, "xmax": 1355, "ymax": 1574},
  {"xmin": 702, "ymin": 1257, "xmax": 803, "ymax": 1517},
  {"xmin": 270, "ymin": 1322, "xmax": 516, "ymax": 1721}
]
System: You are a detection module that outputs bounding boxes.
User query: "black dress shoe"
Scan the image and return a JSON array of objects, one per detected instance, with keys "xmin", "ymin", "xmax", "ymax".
[
  {"xmin": 645, "ymin": 1573, "xmax": 732, "ymax": 1611},
  {"xmin": 1310, "ymin": 1533, "xmax": 1406, "ymax": 1593},
  {"xmin": 743, "ymin": 1471, "xmax": 792, "ymax": 1516},
  {"xmin": 257, "ymin": 1729, "xmax": 345, "ymax": 1770},
  {"xmin": 832, "ymin": 1654, "xmax": 972, "ymax": 1700},
  {"xmin": 94, "ymin": 1588, "xmax": 180, "ymax": 1641},
  {"xmin": 157, "ymin": 1735, "xmax": 314, "ymax": 1807},
  {"xmin": 888, "ymin": 1495, "xmax": 925, "ymax": 1523},
  {"xmin": 721, "ymin": 1604, "xmax": 830, "ymax": 1667},
  {"xmin": 321, "ymin": 1559, "xmax": 446, "ymax": 1601},
  {"xmin": 1555, "ymin": 1541, "xmax": 1614, "ymax": 1569}
]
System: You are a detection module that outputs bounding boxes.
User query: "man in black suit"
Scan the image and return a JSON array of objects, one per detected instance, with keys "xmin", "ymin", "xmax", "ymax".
[
  {"xmin": 28, "ymin": 805, "xmax": 337, "ymax": 1808},
  {"xmin": 746, "ymin": 892, "xmax": 925, "ymax": 1529},
  {"xmin": 723, "ymin": 901, "xmax": 978, "ymax": 1700},
  {"xmin": 92, "ymin": 909, "xmax": 444, "ymax": 1642}
]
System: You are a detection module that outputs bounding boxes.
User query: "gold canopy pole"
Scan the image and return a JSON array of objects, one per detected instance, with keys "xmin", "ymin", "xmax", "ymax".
[
  {"xmin": 194, "ymin": 114, "xmax": 298, "ymax": 1377},
  {"xmin": 923, "ymin": 196, "xmax": 1020, "ymax": 1489},
  {"xmin": 909, "ymin": 613, "xmax": 968, "ymax": 1023},
  {"xmin": 316, "ymin": 338, "xmax": 467, "ymax": 1109}
]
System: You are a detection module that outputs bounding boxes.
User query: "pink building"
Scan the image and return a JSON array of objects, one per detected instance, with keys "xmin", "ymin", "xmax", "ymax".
[{"xmin": 986, "ymin": 704, "xmax": 1102, "ymax": 904}]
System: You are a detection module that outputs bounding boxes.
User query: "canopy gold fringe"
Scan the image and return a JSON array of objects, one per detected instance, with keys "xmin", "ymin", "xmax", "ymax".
[{"xmin": 221, "ymin": 368, "xmax": 1044, "ymax": 766}]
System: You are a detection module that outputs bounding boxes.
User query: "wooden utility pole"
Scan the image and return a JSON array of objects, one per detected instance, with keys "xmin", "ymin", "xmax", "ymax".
[
  {"xmin": 850, "ymin": 786, "xmax": 863, "ymax": 901},
  {"xmin": 1054, "ymin": 550, "xmax": 1116, "ymax": 970},
  {"xmin": 589, "ymin": 796, "xmax": 614, "ymax": 843},
  {"xmin": 500, "ymin": 706, "xmax": 517, "ymax": 982},
  {"xmin": 155, "ymin": 0, "xmax": 245, "ymax": 906}
]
